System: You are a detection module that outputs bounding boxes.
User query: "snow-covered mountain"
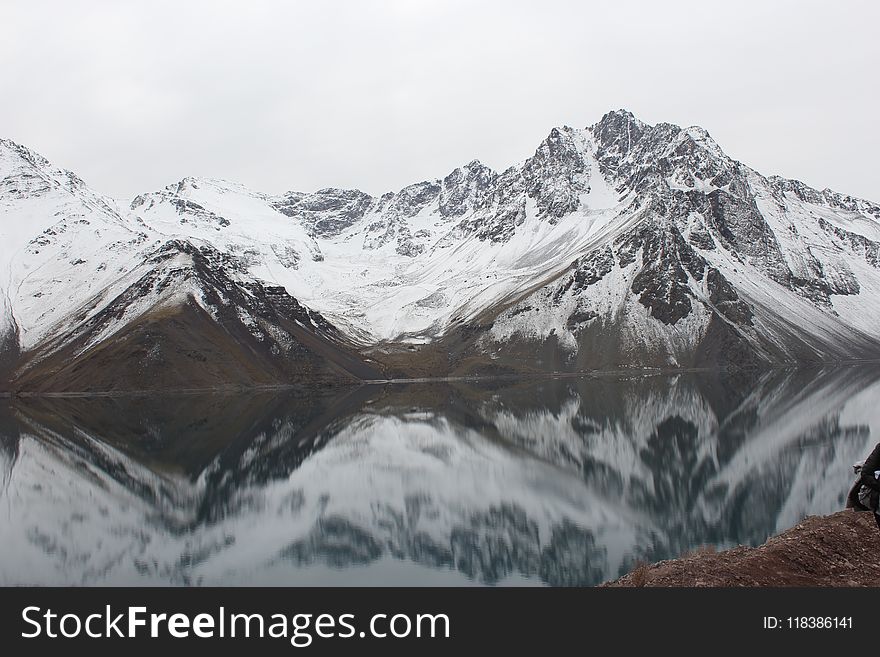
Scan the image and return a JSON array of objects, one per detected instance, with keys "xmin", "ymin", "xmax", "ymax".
[
  {"xmin": 0, "ymin": 139, "xmax": 381, "ymax": 391},
  {"xmin": 3, "ymin": 110, "xmax": 880, "ymax": 390}
]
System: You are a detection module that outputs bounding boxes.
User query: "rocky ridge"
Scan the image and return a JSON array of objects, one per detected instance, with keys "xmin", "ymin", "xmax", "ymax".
[{"xmin": 3, "ymin": 111, "xmax": 880, "ymax": 390}]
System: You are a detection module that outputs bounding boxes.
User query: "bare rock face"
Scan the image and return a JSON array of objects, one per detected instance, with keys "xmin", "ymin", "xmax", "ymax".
[
  {"xmin": 623, "ymin": 220, "xmax": 705, "ymax": 325},
  {"xmin": 523, "ymin": 127, "xmax": 592, "ymax": 221},
  {"xmin": 440, "ymin": 160, "xmax": 496, "ymax": 219},
  {"xmin": 0, "ymin": 318, "xmax": 18, "ymax": 392},
  {"xmin": 273, "ymin": 188, "xmax": 374, "ymax": 238}
]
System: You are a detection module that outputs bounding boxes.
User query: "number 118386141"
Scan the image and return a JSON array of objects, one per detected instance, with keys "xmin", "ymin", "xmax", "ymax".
[{"xmin": 763, "ymin": 617, "xmax": 852, "ymax": 630}]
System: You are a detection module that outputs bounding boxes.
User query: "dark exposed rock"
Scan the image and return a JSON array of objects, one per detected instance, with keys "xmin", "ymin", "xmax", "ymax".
[
  {"xmin": 688, "ymin": 222, "xmax": 716, "ymax": 250},
  {"xmin": 523, "ymin": 127, "xmax": 591, "ymax": 222},
  {"xmin": 591, "ymin": 109, "xmax": 647, "ymax": 172},
  {"xmin": 273, "ymin": 188, "xmax": 374, "ymax": 238},
  {"xmin": 456, "ymin": 126, "xmax": 595, "ymax": 242},
  {"xmin": 0, "ymin": 315, "xmax": 20, "ymax": 393},
  {"xmin": 573, "ymin": 246, "xmax": 615, "ymax": 289},
  {"xmin": 624, "ymin": 222, "xmax": 706, "ymax": 325},
  {"xmin": 440, "ymin": 160, "xmax": 496, "ymax": 218},
  {"xmin": 706, "ymin": 268, "xmax": 753, "ymax": 325},
  {"xmin": 507, "ymin": 305, "xmax": 534, "ymax": 317},
  {"xmin": 566, "ymin": 310, "xmax": 598, "ymax": 329},
  {"xmin": 352, "ymin": 181, "xmax": 442, "ymax": 255},
  {"xmin": 702, "ymin": 190, "xmax": 789, "ymax": 284},
  {"xmin": 387, "ymin": 181, "xmax": 441, "ymax": 218}
]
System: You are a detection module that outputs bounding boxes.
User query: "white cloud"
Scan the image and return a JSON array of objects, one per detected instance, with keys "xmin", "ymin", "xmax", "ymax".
[{"xmin": 1, "ymin": 0, "xmax": 878, "ymax": 202}]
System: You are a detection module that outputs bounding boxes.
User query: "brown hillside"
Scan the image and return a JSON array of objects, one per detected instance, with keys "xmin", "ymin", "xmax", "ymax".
[{"xmin": 605, "ymin": 510, "xmax": 880, "ymax": 587}]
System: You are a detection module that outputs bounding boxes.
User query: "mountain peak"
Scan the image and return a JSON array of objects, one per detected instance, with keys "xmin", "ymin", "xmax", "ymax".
[
  {"xmin": 592, "ymin": 109, "xmax": 646, "ymax": 130},
  {"xmin": 446, "ymin": 159, "xmax": 495, "ymax": 180},
  {"xmin": 683, "ymin": 125, "xmax": 725, "ymax": 158},
  {"xmin": 0, "ymin": 137, "xmax": 53, "ymax": 174},
  {"xmin": 0, "ymin": 137, "xmax": 95, "ymax": 201},
  {"xmin": 590, "ymin": 109, "xmax": 648, "ymax": 156},
  {"xmin": 160, "ymin": 176, "xmax": 266, "ymax": 201},
  {"xmin": 464, "ymin": 158, "xmax": 488, "ymax": 170}
]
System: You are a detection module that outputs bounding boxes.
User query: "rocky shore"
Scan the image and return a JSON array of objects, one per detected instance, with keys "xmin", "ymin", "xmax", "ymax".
[{"xmin": 606, "ymin": 510, "xmax": 880, "ymax": 587}]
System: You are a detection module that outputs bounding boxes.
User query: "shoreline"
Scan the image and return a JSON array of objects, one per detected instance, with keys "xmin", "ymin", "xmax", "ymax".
[
  {"xmin": 604, "ymin": 510, "xmax": 880, "ymax": 587},
  {"xmin": 3, "ymin": 359, "xmax": 880, "ymax": 398}
]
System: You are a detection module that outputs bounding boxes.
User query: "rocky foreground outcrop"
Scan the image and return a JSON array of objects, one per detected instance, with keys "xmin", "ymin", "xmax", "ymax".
[{"xmin": 606, "ymin": 510, "xmax": 880, "ymax": 586}]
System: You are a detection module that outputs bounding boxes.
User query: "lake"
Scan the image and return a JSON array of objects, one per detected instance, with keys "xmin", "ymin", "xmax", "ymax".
[{"xmin": 1, "ymin": 365, "xmax": 879, "ymax": 586}]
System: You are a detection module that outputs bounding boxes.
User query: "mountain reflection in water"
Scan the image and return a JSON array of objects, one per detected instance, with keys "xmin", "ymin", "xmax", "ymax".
[{"xmin": 1, "ymin": 366, "xmax": 879, "ymax": 586}]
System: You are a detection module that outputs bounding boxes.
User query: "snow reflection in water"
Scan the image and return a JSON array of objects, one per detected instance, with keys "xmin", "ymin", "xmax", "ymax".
[{"xmin": 1, "ymin": 366, "xmax": 879, "ymax": 586}]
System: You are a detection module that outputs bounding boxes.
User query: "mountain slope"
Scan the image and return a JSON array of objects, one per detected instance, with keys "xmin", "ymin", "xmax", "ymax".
[
  {"xmin": 11, "ymin": 241, "xmax": 381, "ymax": 392},
  {"xmin": 3, "ymin": 110, "xmax": 880, "ymax": 390},
  {"xmin": 0, "ymin": 142, "xmax": 380, "ymax": 391},
  {"xmin": 432, "ymin": 113, "xmax": 880, "ymax": 373}
]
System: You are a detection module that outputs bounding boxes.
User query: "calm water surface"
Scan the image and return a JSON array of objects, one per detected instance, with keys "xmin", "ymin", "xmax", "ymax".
[{"xmin": 1, "ymin": 366, "xmax": 879, "ymax": 586}]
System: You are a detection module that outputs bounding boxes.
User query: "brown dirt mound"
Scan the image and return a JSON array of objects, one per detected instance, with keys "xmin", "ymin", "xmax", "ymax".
[{"xmin": 605, "ymin": 510, "xmax": 880, "ymax": 587}]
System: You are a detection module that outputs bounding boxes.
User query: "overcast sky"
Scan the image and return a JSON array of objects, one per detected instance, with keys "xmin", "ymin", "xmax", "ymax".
[{"xmin": 2, "ymin": 0, "xmax": 878, "ymax": 202}]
